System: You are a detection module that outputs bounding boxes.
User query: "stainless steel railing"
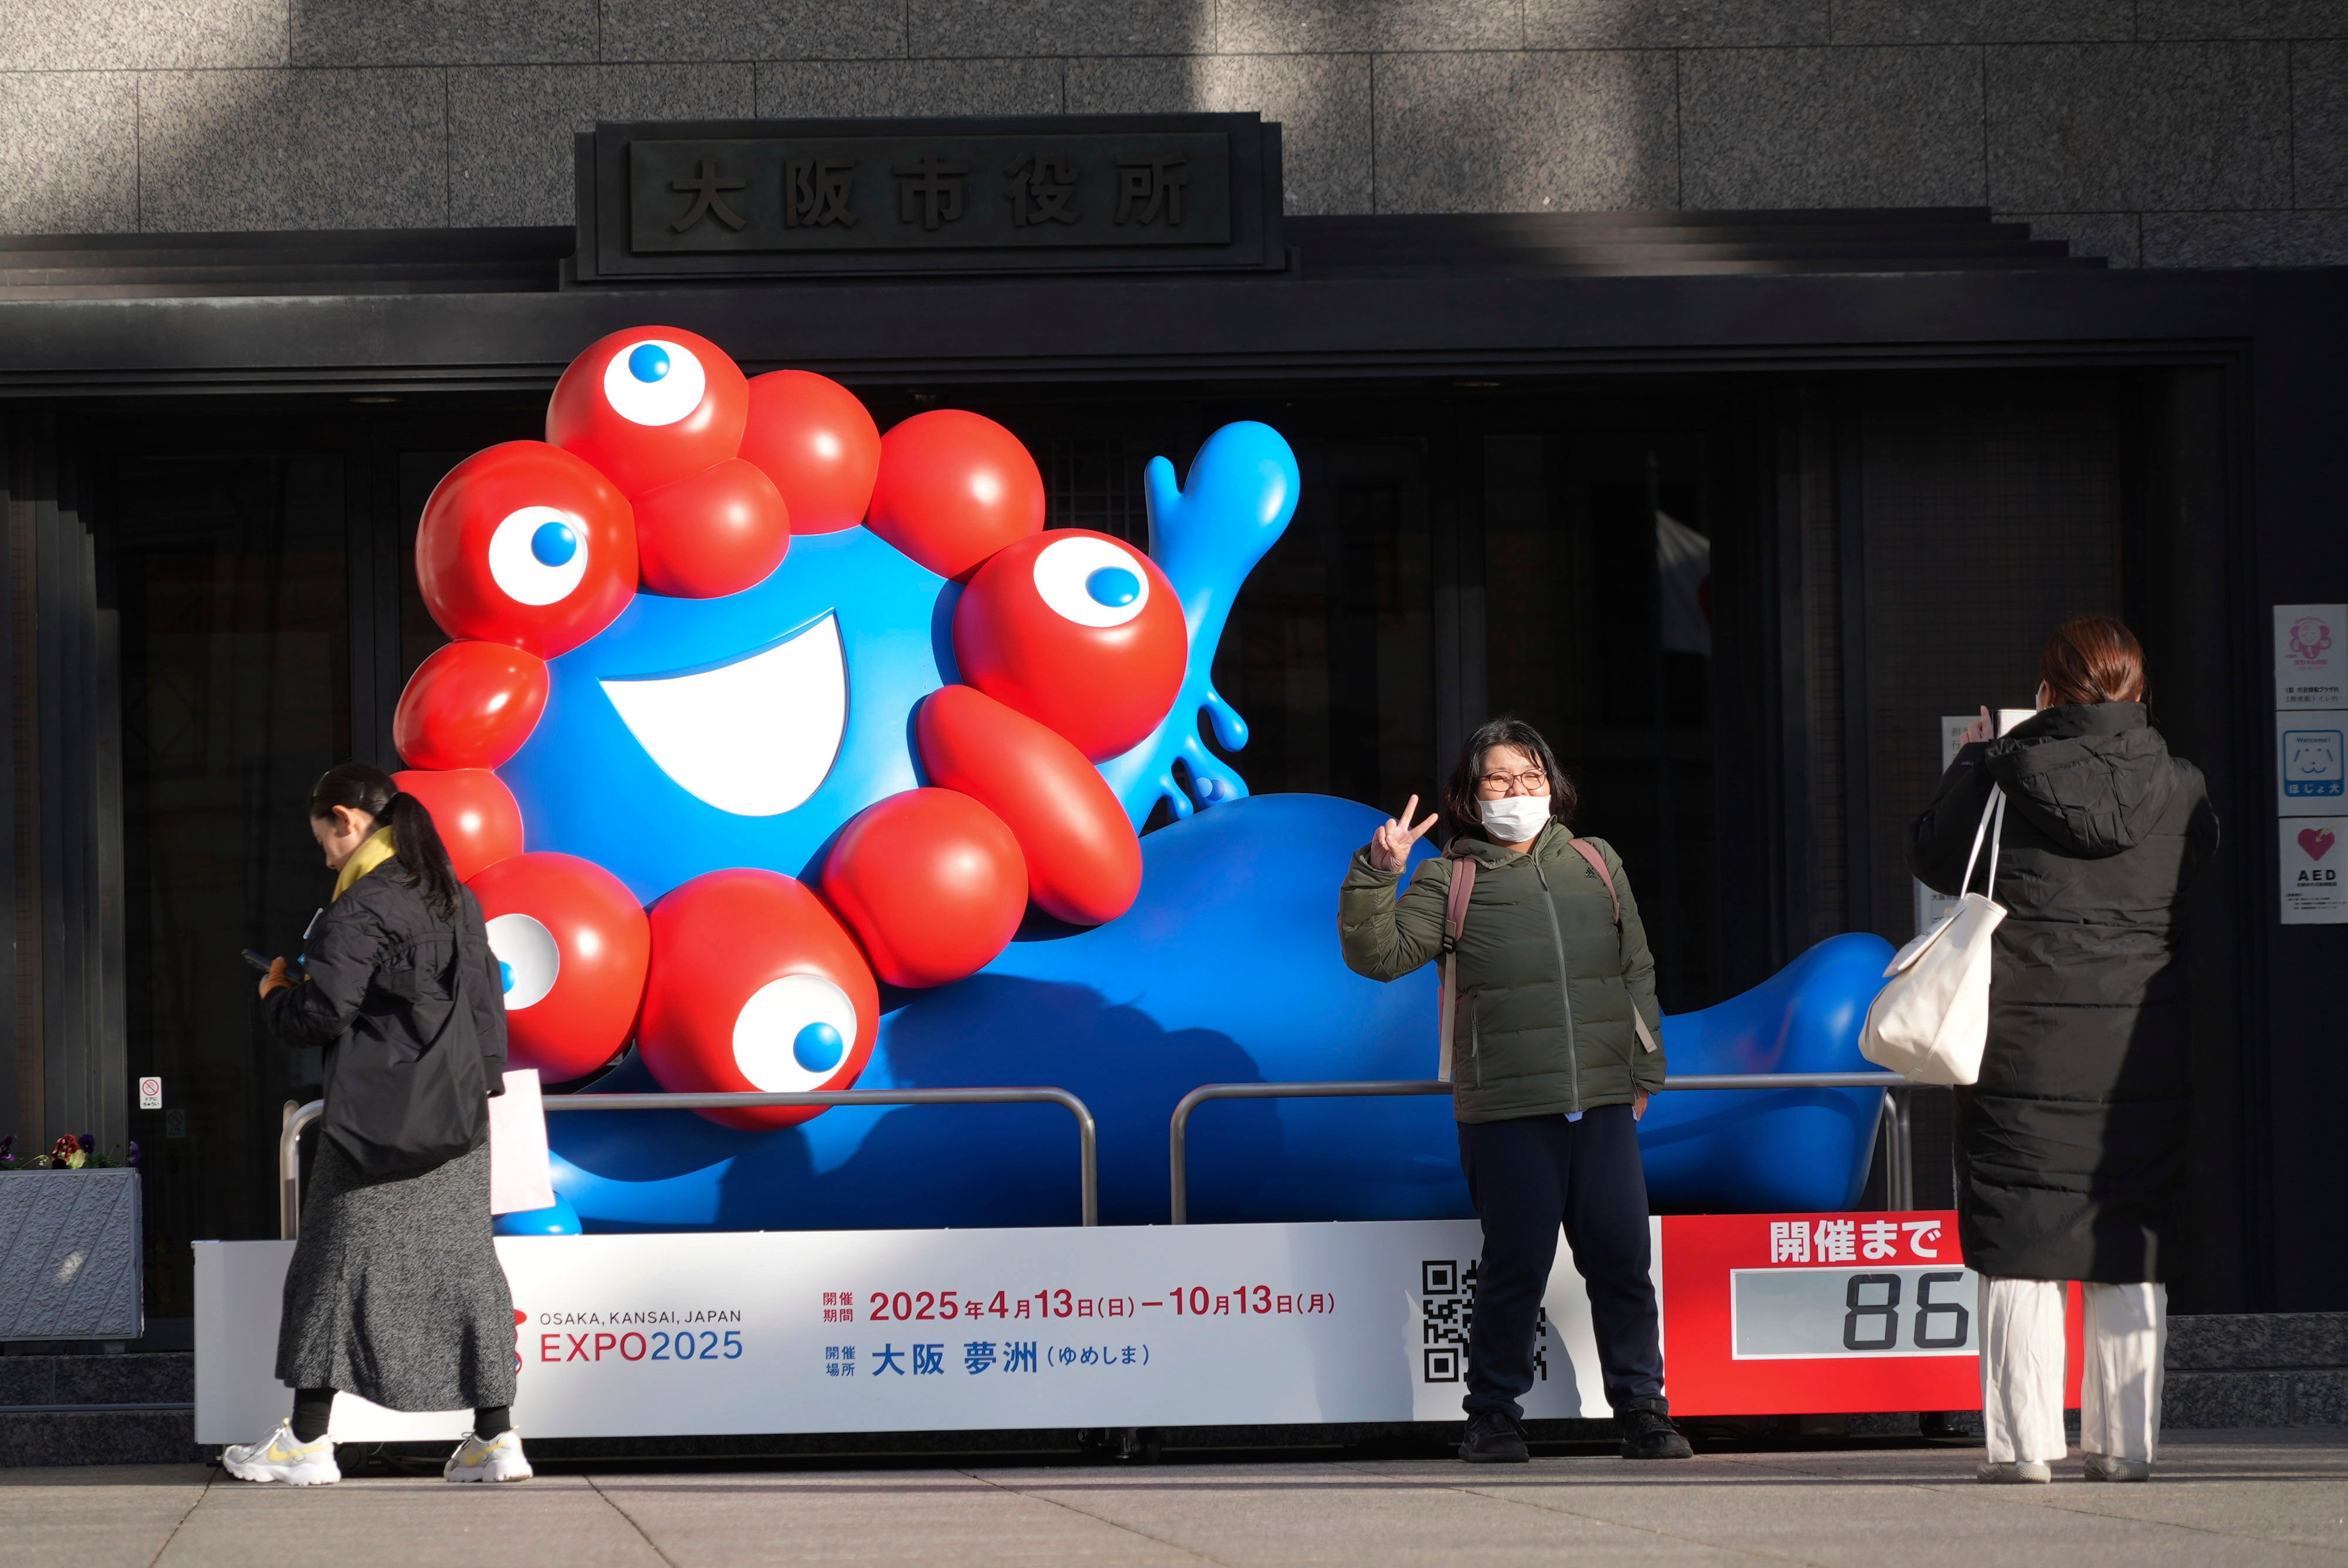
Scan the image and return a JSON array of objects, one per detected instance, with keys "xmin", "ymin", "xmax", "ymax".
[
  {"xmin": 1166, "ymin": 1072, "xmax": 1913, "ymax": 1224},
  {"xmin": 279, "ymin": 1086, "xmax": 1101, "ymax": 1239}
]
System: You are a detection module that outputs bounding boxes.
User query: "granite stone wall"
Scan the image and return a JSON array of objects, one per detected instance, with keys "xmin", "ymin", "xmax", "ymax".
[{"xmin": 2, "ymin": 1, "xmax": 2346, "ymax": 265}]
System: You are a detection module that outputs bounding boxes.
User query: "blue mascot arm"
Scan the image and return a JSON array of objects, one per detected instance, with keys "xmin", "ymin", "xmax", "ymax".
[{"xmin": 1098, "ymin": 422, "xmax": 1300, "ymax": 829}]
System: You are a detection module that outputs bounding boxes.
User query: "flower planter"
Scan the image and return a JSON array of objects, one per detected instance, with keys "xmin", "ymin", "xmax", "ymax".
[{"xmin": 0, "ymin": 1169, "xmax": 143, "ymax": 1343}]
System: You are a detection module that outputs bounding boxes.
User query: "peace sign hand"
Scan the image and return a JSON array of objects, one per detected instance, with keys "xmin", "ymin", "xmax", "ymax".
[{"xmin": 1369, "ymin": 794, "xmax": 1440, "ymax": 873}]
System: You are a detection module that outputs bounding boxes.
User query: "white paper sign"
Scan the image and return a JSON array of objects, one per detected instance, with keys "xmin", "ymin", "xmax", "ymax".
[
  {"xmin": 487, "ymin": 1069, "xmax": 554, "ymax": 1216},
  {"xmin": 137, "ymin": 1077, "xmax": 162, "ymax": 1110},
  {"xmin": 2276, "ymin": 604, "xmax": 2346, "ymax": 710},
  {"xmin": 2279, "ymin": 711, "xmax": 2348, "ymax": 817},
  {"xmin": 196, "ymin": 1220, "xmax": 1653, "ymax": 1442},
  {"xmin": 2281, "ymin": 818, "xmax": 2347, "ymax": 924}
]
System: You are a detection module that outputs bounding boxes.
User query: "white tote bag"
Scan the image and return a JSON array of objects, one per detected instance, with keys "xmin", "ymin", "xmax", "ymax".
[
  {"xmin": 1860, "ymin": 786, "xmax": 2007, "ymax": 1086},
  {"xmin": 487, "ymin": 1068, "xmax": 556, "ymax": 1215}
]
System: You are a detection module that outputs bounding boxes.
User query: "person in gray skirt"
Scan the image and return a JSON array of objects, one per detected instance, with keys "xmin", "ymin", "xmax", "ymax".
[{"xmin": 222, "ymin": 761, "xmax": 530, "ymax": 1486}]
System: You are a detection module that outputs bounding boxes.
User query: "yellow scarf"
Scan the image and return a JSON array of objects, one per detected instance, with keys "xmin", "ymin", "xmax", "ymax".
[{"xmin": 332, "ymin": 825, "xmax": 398, "ymax": 901}]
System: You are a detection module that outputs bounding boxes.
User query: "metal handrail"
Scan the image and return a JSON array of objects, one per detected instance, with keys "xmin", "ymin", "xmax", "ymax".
[
  {"xmin": 279, "ymin": 1087, "xmax": 1100, "ymax": 1239},
  {"xmin": 1168, "ymin": 1072, "xmax": 1912, "ymax": 1224}
]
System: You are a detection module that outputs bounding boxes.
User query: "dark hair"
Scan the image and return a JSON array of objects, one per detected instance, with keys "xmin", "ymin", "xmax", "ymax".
[
  {"xmin": 1440, "ymin": 717, "xmax": 1577, "ymax": 844},
  {"xmin": 2039, "ymin": 613, "xmax": 2147, "ymax": 707},
  {"xmin": 307, "ymin": 761, "xmax": 462, "ymax": 922}
]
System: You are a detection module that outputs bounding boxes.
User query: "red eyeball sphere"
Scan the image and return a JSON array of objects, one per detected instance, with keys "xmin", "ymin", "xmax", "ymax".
[
  {"xmin": 393, "ymin": 641, "xmax": 549, "ymax": 771},
  {"xmin": 864, "ymin": 409, "xmax": 1045, "ymax": 580},
  {"xmin": 740, "ymin": 370, "xmax": 881, "ymax": 536},
  {"xmin": 470, "ymin": 852, "xmax": 652, "ymax": 1085},
  {"xmin": 416, "ymin": 441, "xmax": 637, "ymax": 659},
  {"xmin": 953, "ymin": 530, "xmax": 1187, "ymax": 760},
  {"xmin": 916, "ymin": 685, "xmax": 1143, "ymax": 927},
  {"xmin": 547, "ymin": 326, "xmax": 749, "ymax": 499},
  {"xmin": 819, "ymin": 788, "xmax": 1028, "ymax": 988},
  {"xmin": 390, "ymin": 767, "xmax": 522, "ymax": 883},
  {"xmin": 632, "ymin": 458, "xmax": 791, "ymax": 598},
  {"xmin": 640, "ymin": 868, "xmax": 878, "ymax": 1130}
]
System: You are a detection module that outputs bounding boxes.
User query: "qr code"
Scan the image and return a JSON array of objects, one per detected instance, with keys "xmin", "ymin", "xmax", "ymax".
[{"xmin": 1419, "ymin": 1259, "xmax": 1547, "ymax": 1384}]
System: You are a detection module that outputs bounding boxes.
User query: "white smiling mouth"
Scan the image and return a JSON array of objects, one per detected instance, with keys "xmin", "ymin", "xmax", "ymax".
[{"xmin": 600, "ymin": 613, "xmax": 847, "ymax": 817}]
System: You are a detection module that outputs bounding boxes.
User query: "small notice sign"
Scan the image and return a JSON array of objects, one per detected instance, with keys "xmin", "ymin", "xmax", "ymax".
[
  {"xmin": 2279, "ymin": 712, "xmax": 2348, "ymax": 816},
  {"xmin": 2281, "ymin": 818, "xmax": 2347, "ymax": 924},
  {"xmin": 2276, "ymin": 604, "xmax": 2346, "ymax": 709},
  {"xmin": 138, "ymin": 1076, "xmax": 163, "ymax": 1110}
]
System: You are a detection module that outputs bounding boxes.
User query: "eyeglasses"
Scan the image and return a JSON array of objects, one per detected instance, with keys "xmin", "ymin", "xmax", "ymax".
[{"xmin": 1475, "ymin": 769, "xmax": 1549, "ymax": 796}]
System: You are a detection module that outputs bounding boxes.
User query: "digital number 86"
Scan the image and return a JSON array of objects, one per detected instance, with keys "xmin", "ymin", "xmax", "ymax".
[{"xmin": 1841, "ymin": 1271, "xmax": 1970, "ymax": 1351}]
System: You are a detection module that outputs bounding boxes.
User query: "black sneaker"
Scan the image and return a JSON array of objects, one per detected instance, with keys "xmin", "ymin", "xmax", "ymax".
[
  {"xmin": 1459, "ymin": 1410, "xmax": 1530, "ymax": 1463},
  {"xmin": 1616, "ymin": 1398, "xmax": 1693, "ymax": 1459}
]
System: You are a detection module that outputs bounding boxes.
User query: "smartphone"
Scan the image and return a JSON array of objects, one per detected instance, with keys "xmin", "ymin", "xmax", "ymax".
[{"xmin": 241, "ymin": 949, "xmax": 273, "ymax": 973}]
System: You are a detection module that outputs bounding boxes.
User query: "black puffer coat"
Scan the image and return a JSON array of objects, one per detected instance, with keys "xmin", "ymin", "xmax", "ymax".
[
  {"xmin": 265, "ymin": 864, "xmax": 508, "ymax": 1180},
  {"xmin": 1908, "ymin": 702, "xmax": 2218, "ymax": 1283}
]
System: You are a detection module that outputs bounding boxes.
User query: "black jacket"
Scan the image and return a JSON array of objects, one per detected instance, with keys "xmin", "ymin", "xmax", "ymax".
[
  {"xmin": 265, "ymin": 865, "xmax": 508, "ymax": 1180},
  {"xmin": 1909, "ymin": 702, "xmax": 2218, "ymax": 1282}
]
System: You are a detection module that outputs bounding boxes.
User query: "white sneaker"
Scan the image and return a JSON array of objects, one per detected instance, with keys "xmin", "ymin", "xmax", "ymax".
[
  {"xmin": 444, "ymin": 1427, "xmax": 533, "ymax": 1483},
  {"xmin": 1976, "ymin": 1459, "xmax": 2053, "ymax": 1484},
  {"xmin": 222, "ymin": 1421, "xmax": 340, "ymax": 1485},
  {"xmin": 2083, "ymin": 1451, "xmax": 2153, "ymax": 1482}
]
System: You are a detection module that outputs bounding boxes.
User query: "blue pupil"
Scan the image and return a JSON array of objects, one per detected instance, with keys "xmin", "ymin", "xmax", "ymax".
[
  {"xmin": 498, "ymin": 960, "xmax": 515, "ymax": 994},
  {"xmin": 793, "ymin": 1021, "xmax": 847, "ymax": 1074},
  {"xmin": 1085, "ymin": 566, "xmax": 1141, "ymax": 608},
  {"xmin": 627, "ymin": 343, "xmax": 671, "ymax": 382},
  {"xmin": 530, "ymin": 520, "xmax": 578, "ymax": 567}
]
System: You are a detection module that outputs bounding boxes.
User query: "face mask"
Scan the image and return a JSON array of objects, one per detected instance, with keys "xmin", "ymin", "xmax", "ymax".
[{"xmin": 1479, "ymin": 794, "xmax": 1551, "ymax": 843}]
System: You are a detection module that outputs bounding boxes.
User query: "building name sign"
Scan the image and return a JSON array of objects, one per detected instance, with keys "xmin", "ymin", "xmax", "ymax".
[{"xmin": 580, "ymin": 115, "xmax": 1283, "ymax": 282}]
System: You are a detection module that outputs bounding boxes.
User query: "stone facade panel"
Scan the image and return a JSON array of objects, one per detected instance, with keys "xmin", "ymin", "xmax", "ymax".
[
  {"xmin": 1987, "ymin": 42, "xmax": 2292, "ymax": 211},
  {"xmin": 2137, "ymin": 1, "xmax": 2348, "ymax": 40},
  {"xmin": 290, "ymin": 0, "xmax": 594, "ymax": 66},
  {"xmin": 1524, "ymin": 0, "xmax": 1825, "ymax": 48},
  {"xmin": 0, "ymin": 0, "xmax": 287, "ymax": 72},
  {"xmin": 1373, "ymin": 48, "xmax": 1676, "ymax": 213},
  {"xmin": 1217, "ymin": 0, "xmax": 1523, "ymax": 53},
  {"xmin": 1068, "ymin": 53, "xmax": 1373, "ymax": 214},
  {"xmin": 2293, "ymin": 39, "xmax": 2348, "ymax": 205},
  {"xmin": 600, "ymin": 1, "xmax": 906, "ymax": 64},
  {"xmin": 449, "ymin": 64, "xmax": 588, "ymax": 227},
  {"xmin": 138, "ymin": 65, "xmax": 447, "ymax": 230},
  {"xmin": 2142, "ymin": 208, "xmax": 2348, "ymax": 264},
  {"xmin": 907, "ymin": 0, "xmax": 1213, "ymax": 60},
  {"xmin": 1683, "ymin": 47, "xmax": 1984, "ymax": 209},
  {"xmin": 756, "ymin": 57, "xmax": 1064, "ymax": 118},
  {"xmin": 0, "ymin": 70, "xmax": 140, "ymax": 232},
  {"xmin": 1828, "ymin": 2, "xmax": 2132, "ymax": 45}
]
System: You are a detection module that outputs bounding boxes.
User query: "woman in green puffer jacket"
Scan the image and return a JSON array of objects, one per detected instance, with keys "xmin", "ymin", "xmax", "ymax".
[{"xmin": 1339, "ymin": 717, "xmax": 1688, "ymax": 1466}]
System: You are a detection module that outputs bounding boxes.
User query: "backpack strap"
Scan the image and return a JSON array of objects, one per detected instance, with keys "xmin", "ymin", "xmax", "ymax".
[
  {"xmin": 1434, "ymin": 850, "xmax": 1477, "ymax": 1085},
  {"xmin": 1566, "ymin": 837, "xmax": 1663, "ymax": 1056}
]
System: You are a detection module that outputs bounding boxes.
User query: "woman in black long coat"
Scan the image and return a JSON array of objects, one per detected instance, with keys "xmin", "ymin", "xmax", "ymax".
[{"xmin": 1909, "ymin": 615, "xmax": 2218, "ymax": 1486}]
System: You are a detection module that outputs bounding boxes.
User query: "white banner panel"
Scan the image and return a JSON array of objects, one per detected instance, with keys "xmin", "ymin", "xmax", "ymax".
[{"xmin": 196, "ymin": 1220, "xmax": 1659, "ymax": 1443}]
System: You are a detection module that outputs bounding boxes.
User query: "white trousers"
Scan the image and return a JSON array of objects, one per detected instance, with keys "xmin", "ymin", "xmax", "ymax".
[{"xmin": 1978, "ymin": 1276, "xmax": 2167, "ymax": 1465}]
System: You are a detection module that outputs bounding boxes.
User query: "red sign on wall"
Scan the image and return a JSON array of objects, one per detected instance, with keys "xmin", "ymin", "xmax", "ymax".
[{"xmin": 1663, "ymin": 1211, "xmax": 2085, "ymax": 1416}]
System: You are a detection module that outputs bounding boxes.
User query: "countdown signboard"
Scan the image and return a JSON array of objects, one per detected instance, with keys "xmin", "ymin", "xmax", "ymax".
[
  {"xmin": 1660, "ymin": 1210, "xmax": 2084, "ymax": 1414},
  {"xmin": 196, "ymin": 1210, "xmax": 2075, "ymax": 1441}
]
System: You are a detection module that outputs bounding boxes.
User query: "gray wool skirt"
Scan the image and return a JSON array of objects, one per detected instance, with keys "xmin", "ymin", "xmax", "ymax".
[{"xmin": 276, "ymin": 1138, "xmax": 518, "ymax": 1412}]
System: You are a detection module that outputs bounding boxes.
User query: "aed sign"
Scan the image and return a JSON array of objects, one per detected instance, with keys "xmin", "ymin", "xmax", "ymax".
[
  {"xmin": 2281, "ymin": 818, "xmax": 2347, "ymax": 924},
  {"xmin": 198, "ymin": 1213, "xmax": 2040, "ymax": 1442}
]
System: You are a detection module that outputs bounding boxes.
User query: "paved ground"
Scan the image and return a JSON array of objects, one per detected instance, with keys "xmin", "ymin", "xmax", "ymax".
[{"xmin": 9, "ymin": 1432, "xmax": 2344, "ymax": 1567}]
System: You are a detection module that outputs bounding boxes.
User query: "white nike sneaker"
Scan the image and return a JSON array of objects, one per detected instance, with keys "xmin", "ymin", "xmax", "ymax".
[
  {"xmin": 222, "ymin": 1421, "xmax": 341, "ymax": 1485},
  {"xmin": 444, "ymin": 1427, "xmax": 533, "ymax": 1483}
]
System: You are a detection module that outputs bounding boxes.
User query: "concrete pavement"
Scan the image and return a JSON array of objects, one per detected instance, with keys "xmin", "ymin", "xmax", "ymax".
[{"xmin": 8, "ymin": 1432, "xmax": 2343, "ymax": 1567}]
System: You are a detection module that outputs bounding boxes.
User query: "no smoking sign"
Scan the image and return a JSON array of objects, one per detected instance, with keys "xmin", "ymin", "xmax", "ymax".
[{"xmin": 138, "ymin": 1076, "xmax": 163, "ymax": 1110}]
